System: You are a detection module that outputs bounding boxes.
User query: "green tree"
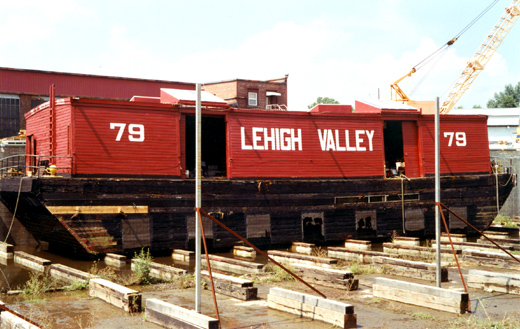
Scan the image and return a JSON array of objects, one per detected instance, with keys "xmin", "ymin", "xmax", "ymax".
[
  {"xmin": 472, "ymin": 105, "xmax": 482, "ymax": 108},
  {"xmin": 308, "ymin": 97, "xmax": 339, "ymax": 109},
  {"xmin": 487, "ymin": 82, "xmax": 520, "ymax": 108}
]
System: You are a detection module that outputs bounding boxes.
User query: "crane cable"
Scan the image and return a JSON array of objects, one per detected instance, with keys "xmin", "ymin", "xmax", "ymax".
[{"xmin": 408, "ymin": 0, "xmax": 499, "ymax": 96}]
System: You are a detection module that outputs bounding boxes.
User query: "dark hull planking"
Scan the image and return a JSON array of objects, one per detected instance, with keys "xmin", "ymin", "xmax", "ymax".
[{"xmin": 0, "ymin": 173, "xmax": 514, "ymax": 256}]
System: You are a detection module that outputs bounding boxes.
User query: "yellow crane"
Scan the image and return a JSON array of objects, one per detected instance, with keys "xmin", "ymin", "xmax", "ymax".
[
  {"xmin": 441, "ymin": 0, "xmax": 520, "ymax": 113},
  {"xmin": 390, "ymin": 0, "xmax": 520, "ymax": 112}
]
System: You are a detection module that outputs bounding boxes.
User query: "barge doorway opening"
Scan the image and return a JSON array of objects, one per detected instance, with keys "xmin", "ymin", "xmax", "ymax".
[
  {"xmin": 185, "ymin": 115, "xmax": 227, "ymax": 178},
  {"xmin": 384, "ymin": 121, "xmax": 404, "ymax": 177}
]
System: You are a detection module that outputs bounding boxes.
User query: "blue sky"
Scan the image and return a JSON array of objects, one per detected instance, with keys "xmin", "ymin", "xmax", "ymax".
[{"xmin": 1, "ymin": 0, "xmax": 519, "ymax": 110}]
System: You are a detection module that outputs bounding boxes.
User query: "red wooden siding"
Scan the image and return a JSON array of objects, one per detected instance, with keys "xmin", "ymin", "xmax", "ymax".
[
  {"xmin": 227, "ymin": 111, "xmax": 385, "ymax": 178},
  {"xmin": 71, "ymin": 99, "xmax": 181, "ymax": 176},
  {"xmin": 419, "ymin": 116, "xmax": 490, "ymax": 175},
  {"xmin": 402, "ymin": 121, "xmax": 421, "ymax": 178}
]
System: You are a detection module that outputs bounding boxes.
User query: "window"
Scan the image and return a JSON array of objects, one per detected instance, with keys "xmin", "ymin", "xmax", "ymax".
[
  {"xmin": 248, "ymin": 92, "xmax": 257, "ymax": 106},
  {"xmin": 0, "ymin": 94, "xmax": 20, "ymax": 138}
]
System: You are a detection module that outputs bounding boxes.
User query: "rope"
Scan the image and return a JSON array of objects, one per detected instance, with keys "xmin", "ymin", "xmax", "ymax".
[
  {"xmin": 409, "ymin": 0, "xmax": 499, "ymax": 93},
  {"xmin": 3, "ymin": 176, "xmax": 27, "ymax": 243}
]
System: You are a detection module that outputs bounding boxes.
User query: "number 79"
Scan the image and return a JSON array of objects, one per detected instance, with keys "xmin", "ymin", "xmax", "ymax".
[
  {"xmin": 110, "ymin": 123, "xmax": 145, "ymax": 142},
  {"xmin": 443, "ymin": 132, "xmax": 466, "ymax": 146}
]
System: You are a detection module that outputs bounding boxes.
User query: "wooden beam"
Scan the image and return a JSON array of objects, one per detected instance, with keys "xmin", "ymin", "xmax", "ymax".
[{"xmin": 46, "ymin": 205, "xmax": 148, "ymax": 214}]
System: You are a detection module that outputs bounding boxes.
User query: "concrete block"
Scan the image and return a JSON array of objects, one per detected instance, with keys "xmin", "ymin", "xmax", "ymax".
[
  {"xmin": 145, "ymin": 298, "xmax": 219, "ymax": 329},
  {"xmin": 89, "ymin": 278, "xmax": 141, "ymax": 312}
]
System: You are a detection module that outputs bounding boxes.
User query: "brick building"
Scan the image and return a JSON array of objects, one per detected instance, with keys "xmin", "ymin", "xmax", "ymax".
[{"xmin": 203, "ymin": 75, "xmax": 288, "ymax": 110}]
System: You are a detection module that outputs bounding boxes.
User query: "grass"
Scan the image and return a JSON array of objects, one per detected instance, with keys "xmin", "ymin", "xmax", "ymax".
[
  {"xmin": 21, "ymin": 271, "xmax": 57, "ymax": 296},
  {"xmin": 133, "ymin": 248, "xmax": 154, "ymax": 285},
  {"xmin": 411, "ymin": 311, "xmax": 438, "ymax": 321},
  {"xmin": 263, "ymin": 262, "xmax": 297, "ymax": 282},
  {"xmin": 493, "ymin": 215, "xmax": 519, "ymax": 228},
  {"xmin": 449, "ymin": 316, "xmax": 520, "ymax": 329}
]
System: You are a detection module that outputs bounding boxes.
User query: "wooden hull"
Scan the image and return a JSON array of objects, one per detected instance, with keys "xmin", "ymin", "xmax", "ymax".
[{"xmin": 0, "ymin": 173, "xmax": 514, "ymax": 255}]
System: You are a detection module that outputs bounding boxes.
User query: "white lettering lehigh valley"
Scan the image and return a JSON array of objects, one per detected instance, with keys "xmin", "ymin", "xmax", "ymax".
[
  {"xmin": 241, "ymin": 127, "xmax": 303, "ymax": 151},
  {"xmin": 318, "ymin": 129, "xmax": 374, "ymax": 151}
]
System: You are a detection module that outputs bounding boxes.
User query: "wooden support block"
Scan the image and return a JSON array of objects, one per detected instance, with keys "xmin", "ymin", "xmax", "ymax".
[
  {"xmin": 327, "ymin": 247, "xmax": 387, "ymax": 264},
  {"xmin": 145, "ymin": 298, "xmax": 219, "ymax": 329},
  {"xmin": 344, "ymin": 239, "xmax": 372, "ymax": 251},
  {"xmin": 14, "ymin": 251, "xmax": 51, "ymax": 273},
  {"xmin": 392, "ymin": 237, "xmax": 420, "ymax": 246},
  {"xmin": 440, "ymin": 233, "xmax": 467, "ymax": 243},
  {"xmin": 46, "ymin": 205, "xmax": 148, "ymax": 214},
  {"xmin": 0, "ymin": 250, "xmax": 13, "ymax": 263},
  {"xmin": 467, "ymin": 270, "xmax": 520, "ymax": 294},
  {"xmin": 267, "ymin": 287, "xmax": 356, "ymax": 328},
  {"xmin": 462, "ymin": 249, "xmax": 520, "ymax": 270},
  {"xmin": 291, "ymin": 263, "xmax": 358, "ymax": 290},
  {"xmin": 233, "ymin": 246, "xmax": 256, "ymax": 259},
  {"xmin": 291, "ymin": 242, "xmax": 315, "ymax": 255},
  {"xmin": 372, "ymin": 256, "xmax": 449, "ymax": 282},
  {"xmin": 201, "ymin": 270, "xmax": 257, "ymax": 300},
  {"xmin": 89, "ymin": 278, "xmax": 141, "ymax": 312},
  {"xmin": 267, "ymin": 250, "xmax": 337, "ymax": 268},
  {"xmin": 201, "ymin": 254, "xmax": 264, "ymax": 275},
  {"xmin": 105, "ymin": 253, "xmax": 127, "ymax": 267},
  {"xmin": 373, "ymin": 277, "xmax": 469, "ymax": 314},
  {"xmin": 49, "ymin": 264, "xmax": 93, "ymax": 285},
  {"xmin": 0, "ymin": 243, "xmax": 13, "ymax": 254},
  {"xmin": 172, "ymin": 249, "xmax": 194, "ymax": 262},
  {"xmin": 131, "ymin": 260, "xmax": 186, "ymax": 281}
]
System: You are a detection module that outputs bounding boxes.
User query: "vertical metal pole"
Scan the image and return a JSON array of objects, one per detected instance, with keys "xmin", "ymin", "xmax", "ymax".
[
  {"xmin": 435, "ymin": 97, "xmax": 441, "ymax": 288},
  {"xmin": 195, "ymin": 83, "xmax": 202, "ymax": 312}
]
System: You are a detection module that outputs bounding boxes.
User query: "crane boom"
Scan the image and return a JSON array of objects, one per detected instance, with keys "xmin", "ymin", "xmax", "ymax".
[{"xmin": 440, "ymin": 0, "xmax": 520, "ymax": 114}]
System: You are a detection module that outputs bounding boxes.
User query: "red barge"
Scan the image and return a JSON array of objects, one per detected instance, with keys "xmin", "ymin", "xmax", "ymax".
[{"xmin": 0, "ymin": 89, "xmax": 514, "ymax": 255}]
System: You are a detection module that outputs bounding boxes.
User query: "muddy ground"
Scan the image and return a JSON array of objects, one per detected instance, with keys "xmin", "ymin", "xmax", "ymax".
[{"xmin": 1, "ymin": 266, "xmax": 519, "ymax": 329}]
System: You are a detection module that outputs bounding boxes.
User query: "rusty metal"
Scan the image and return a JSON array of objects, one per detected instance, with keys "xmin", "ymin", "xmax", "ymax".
[
  {"xmin": 436, "ymin": 202, "xmax": 469, "ymax": 311},
  {"xmin": 198, "ymin": 208, "xmax": 327, "ymax": 299},
  {"xmin": 439, "ymin": 202, "xmax": 520, "ymax": 265},
  {"xmin": 197, "ymin": 208, "xmax": 221, "ymax": 329},
  {"xmin": 0, "ymin": 303, "xmax": 41, "ymax": 328}
]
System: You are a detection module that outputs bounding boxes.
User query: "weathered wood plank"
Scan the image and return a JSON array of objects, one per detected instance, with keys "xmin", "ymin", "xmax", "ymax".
[
  {"xmin": 89, "ymin": 278, "xmax": 141, "ymax": 313},
  {"xmin": 373, "ymin": 277, "xmax": 469, "ymax": 314},
  {"xmin": 46, "ymin": 205, "xmax": 148, "ymax": 214}
]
